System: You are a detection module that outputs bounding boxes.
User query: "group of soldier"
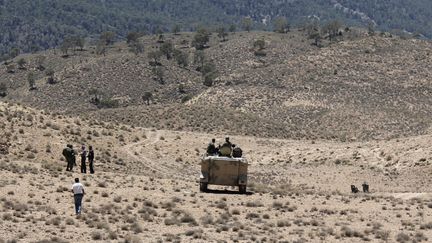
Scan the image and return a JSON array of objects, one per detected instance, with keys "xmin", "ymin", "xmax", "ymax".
[
  {"xmin": 206, "ymin": 137, "xmax": 243, "ymax": 158},
  {"xmin": 62, "ymin": 144, "xmax": 95, "ymax": 174}
]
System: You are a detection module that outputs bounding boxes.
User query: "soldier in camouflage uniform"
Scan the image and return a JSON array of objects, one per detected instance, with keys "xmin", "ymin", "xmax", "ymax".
[
  {"xmin": 206, "ymin": 138, "xmax": 217, "ymax": 156},
  {"xmin": 63, "ymin": 144, "xmax": 74, "ymax": 171}
]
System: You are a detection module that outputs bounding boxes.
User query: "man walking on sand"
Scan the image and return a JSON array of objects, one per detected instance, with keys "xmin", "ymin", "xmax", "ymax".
[{"xmin": 71, "ymin": 178, "xmax": 85, "ymax": 215}]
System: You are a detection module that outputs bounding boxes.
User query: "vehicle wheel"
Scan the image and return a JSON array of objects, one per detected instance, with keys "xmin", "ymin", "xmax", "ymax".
[
  {"xmin": 200, "ymin": 182, "xmax": 208, "ymax": 192},
  {"xmin": 239, "ymin": 185, "xmax": 246, "ymax": 194}
]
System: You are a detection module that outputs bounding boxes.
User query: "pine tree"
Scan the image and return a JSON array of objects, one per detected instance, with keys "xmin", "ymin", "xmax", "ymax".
[{"xmin": 241, "ymin": 17, "xmax": 253, "ymax": 32}]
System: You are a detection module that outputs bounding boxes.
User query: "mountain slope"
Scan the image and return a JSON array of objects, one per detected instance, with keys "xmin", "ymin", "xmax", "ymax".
[
  {"xmin": 1, "ymin": 0, "xmax": 432, "ymax": 57},
  {"xmin": 1, "ymin": 31, "xmax": 432, "ymax": 141}
]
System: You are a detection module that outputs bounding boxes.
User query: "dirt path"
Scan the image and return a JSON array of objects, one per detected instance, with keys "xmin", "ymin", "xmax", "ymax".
[
  {"xmin": 389, "ymin": 192, "xmax": 432, "ymax": 200},
  {"xmin": 121, "ymin": 129, "xmax": 187, "ymax": 180}
]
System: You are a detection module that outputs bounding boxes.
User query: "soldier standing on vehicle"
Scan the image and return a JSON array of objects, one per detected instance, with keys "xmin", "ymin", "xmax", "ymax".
[
  {"xmin": 232, "ymin": 146, "xmax": 243, "ymax": 158},
  {"xmin": 223, "ymin": 137, "xmax": 232, "ymax": 148},
  {"xmin": 219, "ymin": 137, "xmax": 233, "ymax": 157},
  {"xmin": 206, "ymin": 138, "xmax": 217, "ymax": 156}
]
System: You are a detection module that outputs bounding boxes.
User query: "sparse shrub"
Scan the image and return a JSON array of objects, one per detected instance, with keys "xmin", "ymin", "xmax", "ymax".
[
  {"xmin": 45, "ymin": 144, "xmax": 51, "ymax": 153},
  {"xmin": 47, "ymin": 216, "xmax": 61, "ymax": 226},
  {"xmin": 91, "ymin": 231, "xmax": 102, "ymax": 240},
  {"xmin": 161, "ymin": 201, "xmax": 176, "ymax": 211},
  {"xmin": 216, "ymin": 201, "xmax": 227, "ymax": 209},
  {"xmin": 26, "ymin": 152, "xmax": 36, "ymax": 159},
  {"xmin": 192, "ymin": 27, "xmax": 210, "ymax": 50},
  {"xmin": 246, "ymin": 201, "xmax": 263, "ymax": 207},
  {"xmin": 45, "ymin": 69, "xmax": 56, "ymax": 84},
  {"xmin": 414, "ymin": 232, "xmax": 428, "ymax": 242},
  {"xmin": 246, "ymin": 212, "xmax": 260, "ymax": 219},
  {"xmin": 2, "ymin": 213, "xmax": 12, "ymax": 220},
  {"xmin": 272, "ymin": 201, "xmax": 283, "ymax": 209},
  {"xmin": 253, "ymin": 39, "xmax": 265, "ymax": 50},
  {"xmin": 200, "ymin": 215, "xmax": 214, "ymax": 225},
  {"xmin": 27, "ymin": 72, "xmax": 36, "ymax": 90},
  {"xmin": 98, "ymin": 181, "xmax": 107, "ymax": 188},
  {"xmin": 0, "ymin": 83, "xmax": 7, "ymax": 97},
  {"xmin": 231, "ymin": 209, "xmax": 240, "ymax": 215},
  {"xmin": 100, "ymin": 31, "xmax": 115, "ymax": 45},
  {"xmin": 396, "ymin": 232, "xmax": 410, "ymax": 242},
  {"xmin": 160, "ymin": 41, "xmax": 174, "ymax": 59},
  {"xmin": 181, "ymin": 94, "xmax": 193, "ymax": 103},
  {"xmin": 152, "ymin": 66, "xmax": 164, "ymax": 84},
  {"xmin": 374, "ymin": 230, "xmax": 390, "ymax": 240},
  {"xmin": 108, "ymin": 231, "xmax": 117, "ymax": 240},
  {"xmin": 254, "ymin": 49, "xmax": 267, "ymax": 57},
  {"xmin": 66, "ymin": 218, "xmax": 74, "ymax": 225},
  {"xmin": 131, "ymin": 222, "xmax": 143, "ymax": 233},
  {"xmin": 173, "ymin": 49, "xmax": 188, "ymax": 67},
  {"xmin": 17, "ymin": 58, "xmax": 26, "ymax": 69},
  {"xmin": 142, "ymin": 92, "xmax": 152, "ymax": 105},
  {"xmin": 180, "ymin": 213, "xmax": 197, "ymax": 225},
  {"xmin": 97, "ymin": 97, "xmax": 118, "ymax": 109},
  {"xmin": 420, "ymin": 222, "xmax": 432, "ymax": 230},
  {"xmin": 113, "ymin": 196, "xmax": 122, "ymax": 203},
  {"xmin": 277, "ymin": 220, "xmax": 291, "ymax": 227},
  {"xmin": 273, "ymin": 16, "xmax": 289, "ymax": 33},
  {"xmin": 164, "ymin": 217, "xmax": 180, "ymax": 226},
  {"xmin": 148, "ymin": 50, "xmax": 162, "ymax": 65},
  {"xmin": 241, "ymin": 17, "xmax": 253, "ymax": 32},
  {"xmin": 129, "ymin": 40, "xmax": 144, "ymax": 55}
]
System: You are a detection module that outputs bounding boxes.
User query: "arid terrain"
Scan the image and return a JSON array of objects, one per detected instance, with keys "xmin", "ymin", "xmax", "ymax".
[
  {"xmin": 1, "ymin": 100, "xmax": 432, "ymax": 242},
  {"xmin": 2, "ymin": 30, "xmax": 432, "ymax": 140},
  {"xmin": 1, "ymin": 30, "xmax": 432, "ymax": 242}
]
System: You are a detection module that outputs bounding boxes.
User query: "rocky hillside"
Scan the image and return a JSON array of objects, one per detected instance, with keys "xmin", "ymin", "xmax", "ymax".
[
  {"xmin": 1, "ymin": 0, "xmax": 432, "ymax": 57},
  {"xmin": 1, "ymin": 30, "xmax": 432, "ymax": 141}
]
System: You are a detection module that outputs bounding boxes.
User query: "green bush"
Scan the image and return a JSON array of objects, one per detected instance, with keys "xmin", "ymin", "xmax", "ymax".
[
  {"xmin": 0, "ymin": 83, "xmax": 7, "ymax": 97},
  {"xmin": 97, "ymin": 97, "xmax": 119, "ymax": 109}
]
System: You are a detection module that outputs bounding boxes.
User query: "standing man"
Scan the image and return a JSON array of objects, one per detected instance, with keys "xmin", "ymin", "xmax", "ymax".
[
  {"xmin": 71, "ymin": 178, "xmax": 85, "ymax": 215},
  {"xmin": 223, "ymin": 137, "xmax": 232, "ymax": 148},
  {"xmin": 88, "ymin": 145, "xmax": 95, "ymax": 174},
  {"xmin": 206, "ymin": 138, "xmax": 217, "ymax": 156},
  {"xmin": 63, "ymin": 144, "xmax": 73, "ymax": 171},
  {"xmin": 71, "ymin": 145, "xmax": 77, "ymax": 167},
  {"xmin": 80, "ymin": 145, "xmax": 87, "ymax": 174},
  {"xmin": 219, "ymin": 137, "xmax": 233, "ymax": 157}
]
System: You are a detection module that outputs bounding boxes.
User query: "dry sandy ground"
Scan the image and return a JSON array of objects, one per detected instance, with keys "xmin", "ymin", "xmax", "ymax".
[{"xmin": 1, "ymin": 102, "xmax": 432, "ymax": 242}]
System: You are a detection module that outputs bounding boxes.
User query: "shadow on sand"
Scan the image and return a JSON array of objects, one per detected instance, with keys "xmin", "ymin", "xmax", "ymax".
[{"xmin": 202, "ymin": 189, "xmax": 254, "ymax": 195}]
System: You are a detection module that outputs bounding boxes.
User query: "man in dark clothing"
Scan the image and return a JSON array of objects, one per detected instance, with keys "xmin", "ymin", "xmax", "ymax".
[
  {"xmin": 71, "ymin": 145, "xmax": 77, "ymax": 167},
  {"xmin": 63, "ymin": 144, "xmax": 74, "ymax": 171},
  {"xmin": 219, "ymin": 137, "xmax": 233, "ymax": 157},
  {"xmin": 232, "ymin": 146, "xmax": 243, "ymax": 158},
  {"xmin": 88, "ymin": 146, "xmax": 95, "ymax": 174},
  {"xmin": 80, "ymin": 145, "xmax": 87, "ymax": 173},
  {"xmin": 223, "ymin": 137, "xmax": 232, "ymax": 148},
  {"xmin": 206, "ymin": 138, "xmax": 217, "ymax": 156}
]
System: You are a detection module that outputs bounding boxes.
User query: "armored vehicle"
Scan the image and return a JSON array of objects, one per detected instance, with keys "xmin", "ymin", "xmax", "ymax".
[{"xmin": 199, "ymin": 155, "xmax": 248, "ymax": 193}]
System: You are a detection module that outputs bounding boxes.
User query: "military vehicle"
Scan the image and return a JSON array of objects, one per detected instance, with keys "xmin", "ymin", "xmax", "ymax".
[{"xmin": 199, "ymin": 155, "xmax": 248, "ymax": 193}]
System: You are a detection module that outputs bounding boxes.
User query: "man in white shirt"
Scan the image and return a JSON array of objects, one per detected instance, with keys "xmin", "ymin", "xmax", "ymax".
[{"xmin": 71, "ymin": 178, "xmax": 85, "ymax": 215}]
